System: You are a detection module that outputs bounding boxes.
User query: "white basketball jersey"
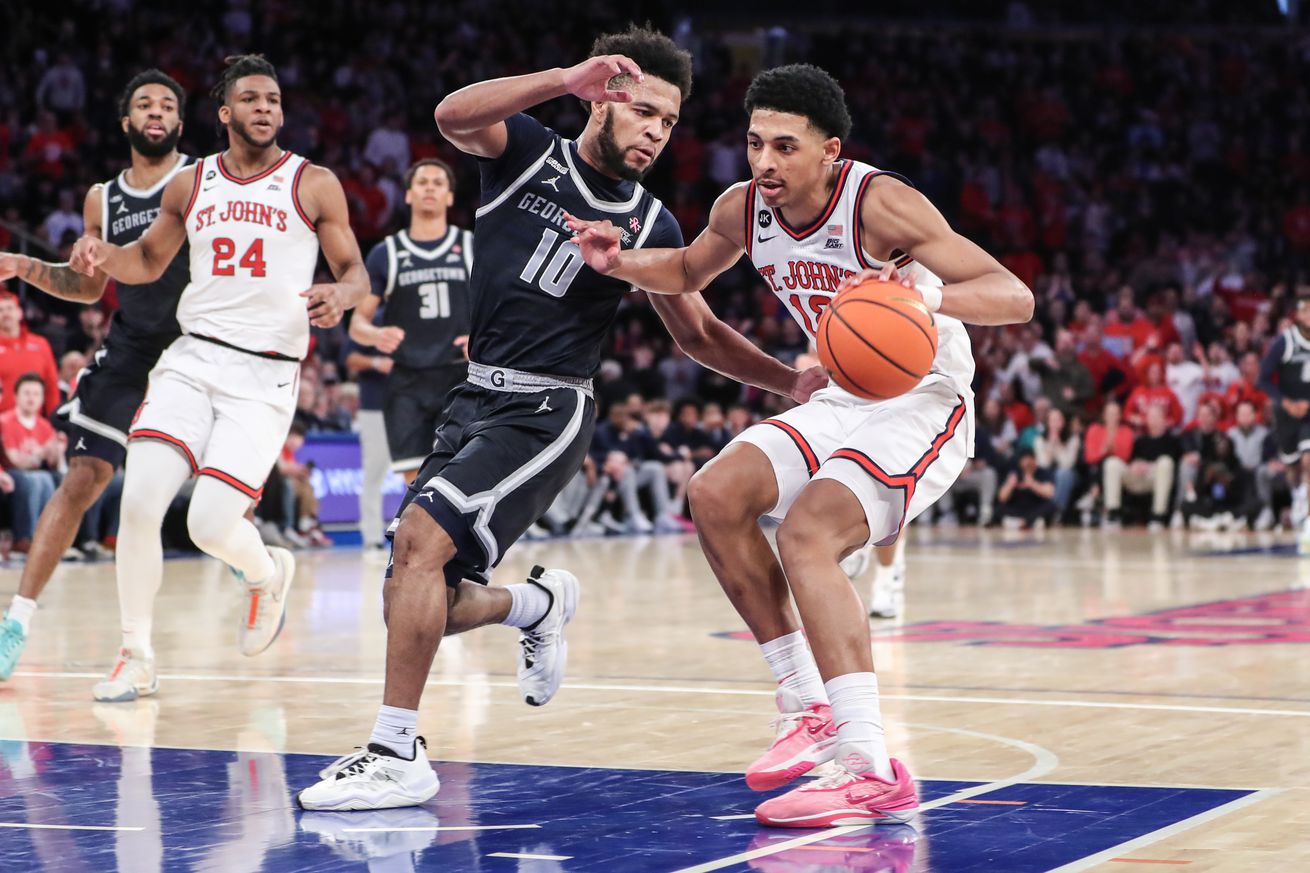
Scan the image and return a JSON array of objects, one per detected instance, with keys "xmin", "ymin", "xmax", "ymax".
[
  {"xmin": 744, "ymin": 160, "xmax": 975, "ymax": 405},
  {"xmin": 179, "ymin": 151, "xmax": 320, "ymax": 359}
]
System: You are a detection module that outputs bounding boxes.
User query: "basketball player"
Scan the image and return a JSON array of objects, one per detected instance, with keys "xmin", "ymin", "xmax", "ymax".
[
  {"xmin": 349, "ymin": 158, "xmax": 472, "ymax": 483},
  {"xmin": 569, "ymin": 64, "xmax": 1033, "ymax": 826},
  {"xmin": 0, "ymin": 70, "xmax": 192, "ymax": 681},
  {"xmin": 68, "ymin": 55, "xmax": 369, "ymax": 701},
  {"xmin": 1259, "ymin": 287, "xmax": 1310, "ymax": 549},
  {"xmin": 298, "ymin": 27, "xmax": 825, "ymax": 811}
]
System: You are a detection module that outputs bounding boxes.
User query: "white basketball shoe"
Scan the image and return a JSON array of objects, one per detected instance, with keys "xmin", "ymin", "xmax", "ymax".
[
  {"xmin": 840, "ymin": 545, "xmax": 874, "ymax": 580},
  {"xmin": 517, "ymin": 566, "xmax": 579, "ymax": 707},
  {"xmin": 240, "ymin": 547, "xmax": 296, "ymax": 656},
  {"xmin": 92, "ymin": 648, "xmax": 158, "ymax": 702},
  {"xmin": 297, "ymin": 737, "xmax": 440, "ymax": 811}
]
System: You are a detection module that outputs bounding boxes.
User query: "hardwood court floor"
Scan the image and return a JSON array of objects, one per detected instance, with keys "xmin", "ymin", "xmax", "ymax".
[{"xmin": 1, "ymin": 528, "xmax": 1308, "ymax": 871}]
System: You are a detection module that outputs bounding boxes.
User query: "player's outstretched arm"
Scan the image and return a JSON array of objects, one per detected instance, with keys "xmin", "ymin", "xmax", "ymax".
[
  {"xmin": 435, "ymin": 54, "xmax": 644, "ymax": 159},
  {"xmin": 346, "ymin": 293, "xmax": 405, "ymax": 354},
  {"xmin": 862, "ymin": 178, "xmax": 1033, "ymax": 326},
  {"xmin": 566, "ymin": 183, "xmax": 749, "ymax": 295},
  {"xmin": 0, "ymin": 186, "xmax": 110, "ymax": 303},
  {"xmin": 302, "ymin": 166, "xmax": 369, "ymax": 329},
  {"xmin": 651, "ymin": 292, "xmax": 827, "ymax": 403},
  {"xmin": 68, "ymin": 168, "xmax": 193, "ymax": 284}
]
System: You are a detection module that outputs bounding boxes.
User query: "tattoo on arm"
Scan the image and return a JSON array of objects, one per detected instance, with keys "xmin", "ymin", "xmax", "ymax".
[{"xmin": 23, "ymin": 258, "xmax": 99, "ymax": 301}]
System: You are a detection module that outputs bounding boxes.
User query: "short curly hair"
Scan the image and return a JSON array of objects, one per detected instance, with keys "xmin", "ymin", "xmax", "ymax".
[
  {"xmin": 212, "ymin": 54, "xmax": 279, "ymax": 103},
  {"xmin": 117, "ymin": 69, "xmax": 186, "ymax": 119},
  {"xmin": 744, "ymin": 64, "xmax": 852, "ymax": 140},
  {"xmin": 590, "ymin": 24, "xmax": 693, "ymax": 101}
]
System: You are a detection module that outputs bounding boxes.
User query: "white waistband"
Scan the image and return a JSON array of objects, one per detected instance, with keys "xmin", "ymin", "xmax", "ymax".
[{"xmin": 467, "ymin": 362, "xmax": 593, "ymax": 397}]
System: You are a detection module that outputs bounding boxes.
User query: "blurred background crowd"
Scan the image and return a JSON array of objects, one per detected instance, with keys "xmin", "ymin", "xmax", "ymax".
[{"xmin": 0, "ymin": 0, "xmax": 1305, "ymax": 550}]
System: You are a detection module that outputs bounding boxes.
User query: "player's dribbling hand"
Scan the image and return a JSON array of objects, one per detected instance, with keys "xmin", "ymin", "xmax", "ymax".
[
  {"xmin": 375, "ymin": 325, "xmax": 405, "ymax": 354},
  {"xmin": 563, "ymin": 55, "xmax": 644, "ymax": 103},
  {"xmin": 791, "ymin": 364, "xmax": 829, "ymax": 404},
  {"xmin": 301, "ymin": 284, "xmax": 345, "ymax": 328},
  {"xmin": 69, "ymin": 236, "xmax": 107, "ymax": 276},
  {"xmin": 837, "ymin": 263, "xmax": 912, "ymax": 294},
  {"xmin": 453, "ymin": 335, "xmax": 470, "ymax": 361},
  {"xmin": 564, "ymin": 212, "xmax": 622, "ymax": 274}
]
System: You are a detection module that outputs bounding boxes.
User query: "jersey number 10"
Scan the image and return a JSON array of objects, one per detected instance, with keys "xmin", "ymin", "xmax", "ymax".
[{"xmin": 520, "ymin": 228, "xmax": 584, "ymax": 297}]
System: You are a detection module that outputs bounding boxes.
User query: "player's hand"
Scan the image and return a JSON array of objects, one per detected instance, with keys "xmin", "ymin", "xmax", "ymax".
[
  {"xmin": 372, "ymin": 356, "xmax": 394, "ymax": 375},
  {"xmin": 453, "ymin": 335, "xmax": 470, "ymax": 361},
  {"xmin": 69, "ymin": 236, "xmax": 107, "ymax": 276},
  {"xmin": 0, "ymin": 471, "xmax": 12, "ymax": 494},
  {"xmin": 791, "ymin": 364, "xmax": 829, "ymax": 404},
  {"xmin": 0, "ymin": 252, "xmax": 26, "ymax": 283},
  {"xmin": 563, "ymin": 55, "xmax": 644, "ymax": 103},
  {"xmin": 836, "ymin": 263, "xmax": 911, "ymax": 294},
  {"xmin": 301, "ymin": 284, "xmax": 345, "ymax": 328},
  {"xmin": 564, "ymin": 212, "xmax": 622, "ymax": 274},
  {"xmin": 374, "ymin": 325, "xmax": 405, "ymax": 354}
]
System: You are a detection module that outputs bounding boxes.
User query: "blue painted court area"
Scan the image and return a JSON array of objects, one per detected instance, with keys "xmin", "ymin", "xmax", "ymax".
[{"xmin": 0, "ymin": 741, "xmax": 1250, "ymax": 872}]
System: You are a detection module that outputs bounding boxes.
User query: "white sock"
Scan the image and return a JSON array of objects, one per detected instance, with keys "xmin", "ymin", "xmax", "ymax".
[
  {"xmin": 502, "ymin": 582, "xmax": 552, "ymax": 629},
  {"xmin": 826, "ymin": 672, "xmax": 893, "ymax": 781},
  {"xmin": 369, "ymin": 704, "xmax": 419, "ymax": 758},
  {"xmin": 760, "ymin": 631, "xmax": 828, "ymax": 708},
  {"xmin": 6, "ymin": 595, "xmax": 37, "ymax": 634}
]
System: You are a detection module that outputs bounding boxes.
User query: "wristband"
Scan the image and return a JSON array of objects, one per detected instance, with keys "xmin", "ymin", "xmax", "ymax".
[{"xmin": 916, "ymin": 282, "xmax": 943, "ymax": 312}]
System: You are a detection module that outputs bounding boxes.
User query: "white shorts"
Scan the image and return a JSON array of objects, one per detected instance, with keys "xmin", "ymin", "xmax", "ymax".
[
  {"xmin": 129, "ymin": 335, "xmax": 299, "ymax": 500},
  {"xmin": 732, "ymin": 379, "xmax": 972, "ymax": 546}
]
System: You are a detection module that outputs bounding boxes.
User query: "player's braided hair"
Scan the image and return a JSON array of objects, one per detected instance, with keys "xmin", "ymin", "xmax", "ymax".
[
  {"xmin": 212, "ymin": 54, "xmax": 279, "ymax": 103},
  {"xmin": 117, "ymin": 69, "xmax": 186, "ymax": 119},
  {"xmin": 745, "ymin": 64, "xmax": 852, "ymax": 140},
  {"xmin": 590, "ymin": 24, "xmax": 693, "ymax": 100}
]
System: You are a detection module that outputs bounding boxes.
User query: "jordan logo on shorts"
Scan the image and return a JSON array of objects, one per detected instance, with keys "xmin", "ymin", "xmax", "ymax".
[
  {"xmin": 75, "ymin": 437, "xmax": 87, "ymax": 451},
  {"xmin": 535, "ymin": 398, "xmax": 552, "ymax": 414}
]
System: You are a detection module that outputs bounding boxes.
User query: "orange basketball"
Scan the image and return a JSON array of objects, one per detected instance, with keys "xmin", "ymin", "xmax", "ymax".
[{"xmin": 816, "ymin": 278, "xmax": 938, "ymax": 400}]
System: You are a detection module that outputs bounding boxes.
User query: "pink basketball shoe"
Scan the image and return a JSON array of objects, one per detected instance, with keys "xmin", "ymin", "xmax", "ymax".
[
  {"xmin": 745, "ymin": 687, "xmax": 838, "ymax": 791},
  {"xmin": 755, "ymin": 745, "xmax": 919, "ymax": 828}
]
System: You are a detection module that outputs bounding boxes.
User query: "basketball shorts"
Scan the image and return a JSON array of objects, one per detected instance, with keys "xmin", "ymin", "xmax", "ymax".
[
  {"xmin": 1274, "ymin": 407, "xmax": 1310, "ymax": 464},
  {"xmin": 58, "ymin": 333, "xmax": 173, "ymax": 468},
  {"xmin": 389, "ymin": 365, "xmax": 595, "ymax": 587},
  {"xmin": 129, "ymin": 335, "xmax": 299, "ymax": 500},
  {"xmin": 732, "ymin": 379, "xmax": 972, "ymax": 546},
  {"xmin": 383, "ymin": 362, "xmax": 468, "ymax": 473}
]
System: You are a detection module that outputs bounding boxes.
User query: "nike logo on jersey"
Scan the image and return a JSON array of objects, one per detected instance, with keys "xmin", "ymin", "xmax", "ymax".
[
  {"xmin": 536, "ymin": 398, "xmax": 552, "ymax": 414},
  {"xmin": 757, "ymin": 233, "xmax": 776, "ymax": 243},
  {"xmin": 277, "ymin": 381, "xmax": 292, "ymax": 388}
]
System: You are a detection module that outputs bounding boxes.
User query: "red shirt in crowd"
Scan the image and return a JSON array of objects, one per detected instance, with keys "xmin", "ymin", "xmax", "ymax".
[
  {"xmin": 1124, "ymin": 384, "xmax": 1184, "ymax": 429},
  {"xmin": 1083, "ymin": 423, "xmax": 1134, "ymax": 465},
  {"xmin": 0, "ymin": 330, "xmax": 59, "ymax": 417},
  {"xmin": 0, "ymin": 408, "xmax": 56, "ymax": 468},
  {"xmin": 1225, "ymin": 380, "xmax": 1269, "ymax": 423},
  {"xmin": 1103, "ymin": 313, "xmax": 1155, "ymax": 355}
]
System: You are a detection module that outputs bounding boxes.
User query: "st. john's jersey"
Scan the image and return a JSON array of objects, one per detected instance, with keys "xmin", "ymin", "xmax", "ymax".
[
  {"xmin": 179, "ymin": 150, "xmax": 320, "ymax": 359},
  {"xmin": 743, "ymin": 160, "xmax": 975, "ymax": 406}
]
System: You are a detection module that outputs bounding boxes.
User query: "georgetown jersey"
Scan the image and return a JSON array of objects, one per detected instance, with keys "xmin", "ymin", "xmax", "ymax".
[
  {"xmin": 470, "ymin": 113, "xmax": 682, "ymax": 378},
  {"xmin": 1263, "ymin": 326, "xmax": 1310, "ymax": 401},
  {"xmin": 365, "ymin": 227, "xmax": 473, "ymax": 369},
  {"xmin": 179, "ymin": 151, "xmax": 320, "ymax": 359},
  {"xmin": 100, "ymin": 153, "xmax": 193, "ymax": 346},
  {"xmin": 745, "ymin": 161, "xmax": 976, "ymax": 415}
]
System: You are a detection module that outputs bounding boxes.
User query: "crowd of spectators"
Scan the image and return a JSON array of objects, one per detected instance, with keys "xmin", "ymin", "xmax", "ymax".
[{"xmin": 0, "ymin": 2, "xmax": 1307, "ymax": 545}]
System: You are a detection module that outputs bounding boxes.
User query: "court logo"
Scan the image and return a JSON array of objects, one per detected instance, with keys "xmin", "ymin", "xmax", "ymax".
[{"xmin": 716, "ymin": 589, "xmax": 1310, "ymax": 648}]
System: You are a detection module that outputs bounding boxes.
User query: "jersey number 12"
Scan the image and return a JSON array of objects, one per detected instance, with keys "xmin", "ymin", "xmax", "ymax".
[{"xmin": 519, "ymin": 228, "xmax": 584, "ymax": 297}]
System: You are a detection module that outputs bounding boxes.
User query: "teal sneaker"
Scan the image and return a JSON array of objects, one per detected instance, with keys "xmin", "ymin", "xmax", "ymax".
[{"xmin": 0, "ymin": 617, "xmax": 27, "ymax": 681}]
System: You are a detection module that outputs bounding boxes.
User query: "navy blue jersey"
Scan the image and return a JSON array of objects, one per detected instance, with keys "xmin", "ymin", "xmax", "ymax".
[
  {"xmin": 470, "ymin": 113, "xmax": 683, "ymax": 378},
  {"xmin": 1259, "ymin": 327, "xmax": 1310, "ymax": 402},
  {"xmin": 100, "ymin": 153, "xmax": 192, "ymax": 347},
  {"xmin": 364, "ymin": 227, "xmax": 473, "ymax": 370}
]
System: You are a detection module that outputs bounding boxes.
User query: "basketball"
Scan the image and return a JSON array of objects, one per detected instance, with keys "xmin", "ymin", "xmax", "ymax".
[{"xmin": 816, "ymin": 278, "xmax": 939, "ymax": 400}]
